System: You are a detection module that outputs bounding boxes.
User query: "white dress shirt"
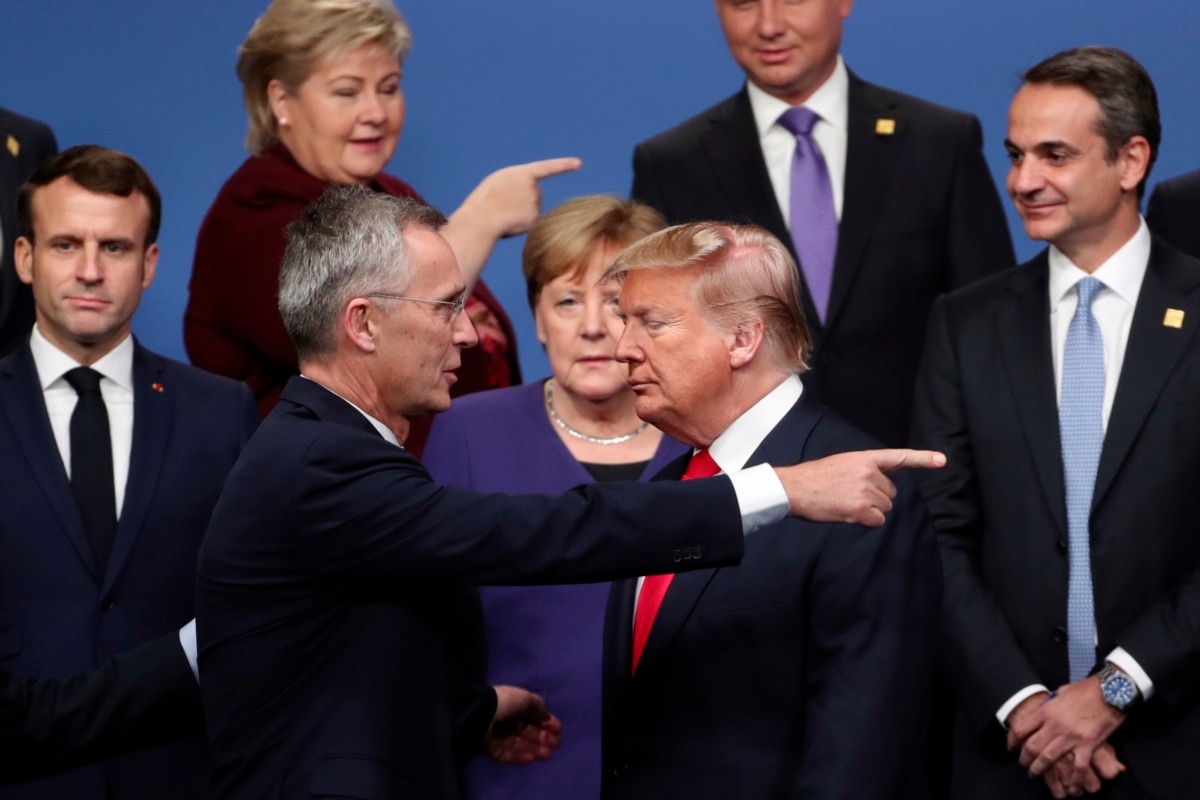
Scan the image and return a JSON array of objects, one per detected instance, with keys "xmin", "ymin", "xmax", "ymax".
[
  {"xmin": 30, "ymin": 327, "xmax": 135, "ymax": 518},
  {"xmin": 747, "ymin": 57, "xmax": 850, "ymax": 224},
  {"xmin": 996, "ymin": 220, "xmax": 1155, "ymax": 726}
]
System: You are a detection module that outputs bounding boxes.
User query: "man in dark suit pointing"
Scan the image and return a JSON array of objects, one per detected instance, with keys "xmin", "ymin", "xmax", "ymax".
[
  {"xmin": 913, "ymin": 46, "xmax": 1200, "ymax": 799},
  {"xmin": 195, "ymin": 186, "xmax": 946, "ymax": 800},
  {"xmin": 631, "ymin": 0, "xmax": 1014, "ymax": 446}
]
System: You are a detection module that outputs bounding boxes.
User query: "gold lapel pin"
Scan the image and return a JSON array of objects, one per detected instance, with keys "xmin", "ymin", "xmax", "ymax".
[
  {"xmin": 5, "ymin": 135, "xmax": 18, "ymax": 158},
  {"xmin": 875, "ymin": 118, "xmax": 896, "ymax": 136},
  {"xmin": 1163, "ymin": 308, "xmax": 1185, "ymax": 329}
]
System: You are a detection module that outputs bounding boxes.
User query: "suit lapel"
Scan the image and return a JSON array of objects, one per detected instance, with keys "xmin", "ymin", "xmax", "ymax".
[
  {"xmin": 1094, "ymin": 241, "xmax": 1200, "ymax": 509},
  {"xmin": 0, "ymin": 346, "xmax": 99, "ymax": 578},
  {"xmin": 102, "ymin": 342, "xmax": 170, "ymax": 594},
  {"xmin": 995, "ymin": 256, "xmax": 1068, "ymax": 534},
  {"xmin": 631, "ymin": 395, "xmax": 822, "ymax": 682},
  {"xmin": 827, "ymin": 76, "xmax": 902, "ymax": 330}
]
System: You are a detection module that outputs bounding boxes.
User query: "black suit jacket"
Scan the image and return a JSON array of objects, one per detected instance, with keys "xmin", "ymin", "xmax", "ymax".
[
  {"xmin": 0, "ymin": 633, "xmax": 201, "ymax": 784},
  {"xmin": 0, "ymin": 108, "xmax": 57, "ymax": 358},
  {"xmin": 0, "ymin": 339, "xmax": 257, "ymax": 800},
  {"xmin": 911, "ymin": 240, "xmax": 1200, "ymax": 799},
  {"xmin": 1147, "ymin": 168, "xmax": 1200, "ymax": 260},
  {"xmin": 196, "ymin": 377, "xmax": 749, "ymax": 800},
  {"xmin": 601, "ymin": 393, "xmax": 942, "ymax": 800},
  {"xmin": 632, "ymin": 74, "xmax": 1015, "ymax": 445}
]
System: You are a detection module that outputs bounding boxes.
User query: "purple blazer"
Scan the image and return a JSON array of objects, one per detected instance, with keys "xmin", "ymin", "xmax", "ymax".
[{"xmin": 423, "ymin": 380, "xmax": 686, "ymax": 800}]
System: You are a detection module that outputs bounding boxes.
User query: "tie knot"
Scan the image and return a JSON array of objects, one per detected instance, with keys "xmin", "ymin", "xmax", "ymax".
[
  {"xmin": 778, "ymin": 106, "xmax": 819, "ymax": 138},
  {"xmin": 63, "ymin": 366, "xmax": 104, "ymax": 395},
  {"xmin": 1076, "ymin": 276, "xmax": 1104, "ymax": 309},
  {"xmin": 682, "ymin": 448, "xmax": 721, "ymax": 481}
]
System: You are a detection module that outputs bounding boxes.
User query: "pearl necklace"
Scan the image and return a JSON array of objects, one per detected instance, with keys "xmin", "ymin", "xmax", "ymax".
[{"xmin": 544, "ymin": 380, "xmax": 649, "ymax": 446}]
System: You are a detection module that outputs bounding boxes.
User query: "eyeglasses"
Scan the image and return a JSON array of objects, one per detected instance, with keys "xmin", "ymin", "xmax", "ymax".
[{"xmin": 366, "ymin": 293, "xmax": 467, "ymax": 321}]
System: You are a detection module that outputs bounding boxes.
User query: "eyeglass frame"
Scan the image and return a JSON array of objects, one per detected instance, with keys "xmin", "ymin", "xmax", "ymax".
[{"xmin": 364, "ymin": 292, "xmax": 467, "ymax": 321}]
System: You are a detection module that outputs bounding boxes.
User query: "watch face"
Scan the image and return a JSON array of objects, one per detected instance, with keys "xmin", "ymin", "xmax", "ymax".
[{"xmin": 1103, "ymin": 673, "xmax": 1137, "ymax": 708}]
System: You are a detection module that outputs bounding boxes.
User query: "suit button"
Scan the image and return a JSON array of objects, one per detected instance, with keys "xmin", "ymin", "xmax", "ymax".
[
  {"xmin": 1056, "ymin": 539, "xmax": 1068, "ymax": 555},
  {"xmin": 691, "ymin": 545, "xmax": 703, "ymax": 560},
  {"xmin": 671, "ymin": 549, "xmax": 682, "ymax": 563},
  {"xmin": 1053, "ymin": 626, "xmax": 1067, "ymax": 644},
  {"xmin": 101, "ymin": 598, "xmax": 116, "ymax": 611}
]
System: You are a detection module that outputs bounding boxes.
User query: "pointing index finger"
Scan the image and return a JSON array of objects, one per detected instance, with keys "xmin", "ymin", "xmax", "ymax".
[
  {"xmin": 874, "ymin": 449, "xmax": 946, "ymax": 471},
  {"xmin": 522, "ymin": 156, "xmax": 583, "ymax": 179}
]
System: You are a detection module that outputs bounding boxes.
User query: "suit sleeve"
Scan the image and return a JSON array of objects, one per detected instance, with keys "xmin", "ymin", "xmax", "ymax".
[
  {"xmin": 0, "ymin": 633, "xmax": 203, "ymax": 783},
  {"xmin": 910, "ymin": 295, "xmax": 1044, "ymax": 733},
  {"xmin": 944, "ymin": 115, "xmax": 1015, "ymax": 290},
  {"xmin": 289, "ymin": 430, "xmax": 745, "ymax": 588},
  {"xmin": 793, "ymin": 476, "xmax": 942, "ymax": 800}
]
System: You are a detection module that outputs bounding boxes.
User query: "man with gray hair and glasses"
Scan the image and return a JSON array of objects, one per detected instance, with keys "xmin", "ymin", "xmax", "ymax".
[{"xmin": 195, "ymin": 186, "xmax": 945, "ymax": 800}]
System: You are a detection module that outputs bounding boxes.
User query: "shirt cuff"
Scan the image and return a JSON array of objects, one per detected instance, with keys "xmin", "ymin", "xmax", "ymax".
[
  {"xmin": 179, "ymin": 619, "xmax": 200, "ymax": 682},
  {"xmin": 1106, "ymin": 647, "xmax": 1154, "ymax": 700},
  {"xmin": 729, "ymin": 463, "xmax": 788, "ymax": 534},
  {"xmin": 997, "ymin": 684, "xmax": 1051, "ymax": 728}
]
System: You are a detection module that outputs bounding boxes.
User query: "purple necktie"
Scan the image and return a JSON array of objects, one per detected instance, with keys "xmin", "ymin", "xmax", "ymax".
[{"xmin": 778, "ymin": 106, "xmax": 838, "ymax": 322}]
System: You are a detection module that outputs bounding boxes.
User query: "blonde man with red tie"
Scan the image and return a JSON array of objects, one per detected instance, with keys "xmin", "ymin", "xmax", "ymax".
[{"xmin": 601, "ymin": 221, "xmax": 941, "ymax": 800}]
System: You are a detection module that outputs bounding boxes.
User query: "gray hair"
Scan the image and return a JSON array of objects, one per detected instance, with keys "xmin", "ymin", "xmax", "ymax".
[
  {"xmin": 279, "ymin": 185, "xmax": 446, "ymax": 361},
  {"xmin": 604, "ymin": 221, "xmax": 810, "ymax": 374}
]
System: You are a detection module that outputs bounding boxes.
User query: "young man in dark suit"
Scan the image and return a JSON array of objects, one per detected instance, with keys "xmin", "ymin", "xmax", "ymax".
[
  {"xmin": 631, "ymin": 0, "xmax": 1014, "ymax": 446},
  {"xmin": 599, "ymin": 221, "xmax": 941, "ymax": 799},
  {"xmin": 0, "ymin": 146, "xmax": 258, "ymax": 800},
  {"xmin": 0, "ymin": 107, "xmax": 57, "ymax": 357},
  {"xmin": 913, "ymin": 46, "xmax": 1200, "ymax": 799}
]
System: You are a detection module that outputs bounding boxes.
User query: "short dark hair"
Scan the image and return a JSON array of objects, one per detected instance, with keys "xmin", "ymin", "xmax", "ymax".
[
  {"xmin": 17, "ymin": 145, "xmax": 162, "ymax": 244},
  {"xmin": 1023, "ymin": 45, "xmax": 1160, "ymax": 197}
]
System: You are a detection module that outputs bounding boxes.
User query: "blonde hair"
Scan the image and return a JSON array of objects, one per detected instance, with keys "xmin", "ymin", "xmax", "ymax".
[
  {"xmin": 522, "ymin": 195, "xmax": 665, "ymax": 309},
  {"xmin": 237, "ymin": 0, "xmax": 413, "ymax": 154},
  {"xmin": 604, "ymin": 222, "xmax": 810, "ymax": 374}
]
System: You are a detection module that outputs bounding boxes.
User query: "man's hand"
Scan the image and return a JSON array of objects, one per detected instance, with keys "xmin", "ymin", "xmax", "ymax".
[
  {"xmin": 1007, "ymin": 677, "xmax": 1126, "ymax": 791},
  {"xmin": 773, "ymin": 449, "xmax": 946, "ymax": 526},
  {"xmin": 483, "ymin": 685, "xmax": 563, "ymax": 764},
  {"xmin": 1042, "ymin": 743, "xmax": 1124, "ymax": 798}
]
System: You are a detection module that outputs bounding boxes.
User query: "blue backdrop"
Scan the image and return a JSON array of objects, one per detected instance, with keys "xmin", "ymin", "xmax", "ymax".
[{"xmin": 4, "ymin": 1, "xmax": 1198, "ymax": 378}]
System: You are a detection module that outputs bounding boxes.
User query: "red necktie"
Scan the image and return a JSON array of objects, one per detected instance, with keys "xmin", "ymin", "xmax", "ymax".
[{"xmin": 630, "ymin": 448, "xmax": 721, "ymax": 673}]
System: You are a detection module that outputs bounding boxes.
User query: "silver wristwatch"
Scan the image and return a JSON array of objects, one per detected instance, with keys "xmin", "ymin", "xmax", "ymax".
[{"xmin": 1097, "ymin": 664, "xmax": 1140, "ymax": 711}]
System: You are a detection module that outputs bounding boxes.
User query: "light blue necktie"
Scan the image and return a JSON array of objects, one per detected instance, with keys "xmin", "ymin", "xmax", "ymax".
[
  {"xmin": 778, "ymin": 107, "xmax": 838, "ymax": 323},
  {"xmin": 1060, "ymin": 276, "xmax": 1105, "ymax": 681}
]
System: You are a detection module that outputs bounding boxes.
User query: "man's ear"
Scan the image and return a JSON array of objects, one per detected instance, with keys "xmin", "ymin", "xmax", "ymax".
[
  {"xmin": 343, "ymin": 298, "xmax": 380, "ymax": 353},
  {"xmin": 728, "ymin": 320, "xmax": 765, "ymax": 370}
]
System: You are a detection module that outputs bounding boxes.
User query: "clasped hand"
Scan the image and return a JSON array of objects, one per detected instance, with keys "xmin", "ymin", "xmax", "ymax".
[{"xmin": 1006, "ymin": 678, "xmax": 1126, "ymax": 797}]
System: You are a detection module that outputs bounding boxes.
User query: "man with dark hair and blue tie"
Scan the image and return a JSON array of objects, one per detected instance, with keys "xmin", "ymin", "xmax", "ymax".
[{"xmin": 913, "ymin": 46, "xmax": 1200, "ymax": 800}]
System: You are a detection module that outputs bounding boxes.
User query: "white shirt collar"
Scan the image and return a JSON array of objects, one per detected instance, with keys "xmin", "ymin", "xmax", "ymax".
[
  {"xmin": 746, "ymin": 56, "xmax": 849, "ymax": 138},
  {"xmin": 1048, "ymin": 217, "xmax": 1150, "ymax": 309},
  {"xmin": 29, "ymin": 326, "xmax": 135, "ymax": 391},
  {"xmin": 707, "ymin": 375, "xmax": 804, "ymax": 474}
]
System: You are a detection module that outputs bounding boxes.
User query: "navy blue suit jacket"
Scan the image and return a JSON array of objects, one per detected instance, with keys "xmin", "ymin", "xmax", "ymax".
[
  {"xmin": 0, "ymin": 108, "xmax": 56, "ymax": 358},
  {"xmin": 1147, "ymin": 168, "xmax": 1200, "ymax": 261},
  {"xmin": 0, "ymin": 339, "xmax": 256, "ymax": 800},
  {"xmin": 631, "ymin": 75, "xmax": 1015, "ymax": 446},
  {"xmin": 912, "ymin": 240, "xmax": 1200, "ymax": 799},
  {"xmin": 196, "ymin": 377, "xmax": 748, "ymax": 800},
  {"xmin": 602, "ymin": 393, "xmax": 942, "ymax": 800}
]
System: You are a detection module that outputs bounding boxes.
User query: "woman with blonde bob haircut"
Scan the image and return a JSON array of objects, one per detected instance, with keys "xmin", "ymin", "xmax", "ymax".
[
  {"xmin": 423, "ymin": 195, "xmax": 688, "ymax": 800},
  {"xmin": 185, "ymin": 0, "xmax": 579, "ymax": 453}
]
